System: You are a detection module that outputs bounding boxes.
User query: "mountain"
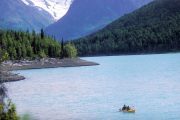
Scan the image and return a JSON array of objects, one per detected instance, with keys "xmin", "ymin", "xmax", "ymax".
[
  {"xmin": 45, "ymin": 0, "xmax": 152, "ymax": 40},
  {"xmin": 0, "ymin": 0, "xmax": 73, "ymax": 31},
  {"xmin": 73, "ymin": 0, "xmax": 180, "ymax": 56},
  {"xmin": 20, "ymin": 0, "xmax": 73, "ymax": 20},
  {"xmin": 0, "ymin": 0, "xmax": 54, "ymax": 31}
]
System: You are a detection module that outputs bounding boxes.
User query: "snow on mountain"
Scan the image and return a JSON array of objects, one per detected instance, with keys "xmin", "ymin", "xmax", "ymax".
[
  {"xmin": 0, "ymin": 0, "xmax": 54, "ymax": 31},
  {"xmin": 21, "ymin": 0, "xmax": 73, "ymax": 20}
]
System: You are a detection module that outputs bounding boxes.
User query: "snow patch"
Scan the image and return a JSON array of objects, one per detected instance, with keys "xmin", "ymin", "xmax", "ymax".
[
  {"xmin": 21, "ymin": 0, "xmax": 73, "ymax": 20},
  {"xmin": 21, "ymin": 0, "xmax": 30, "ymax": 5}
]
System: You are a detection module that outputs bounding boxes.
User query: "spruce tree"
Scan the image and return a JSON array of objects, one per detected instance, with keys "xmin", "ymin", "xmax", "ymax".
[
  {"xmin": 61, "ymin": 38, "xmax": 64, "ymax": 59},
  {"xmin": 40, "ymin": 29, "xmax": 44, "ymax": 39}
]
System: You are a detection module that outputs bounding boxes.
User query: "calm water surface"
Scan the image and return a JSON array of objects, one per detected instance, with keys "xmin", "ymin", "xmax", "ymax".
[{"xmin": 6, "ymin": 53, "xmax": 180, "ymax": 120}]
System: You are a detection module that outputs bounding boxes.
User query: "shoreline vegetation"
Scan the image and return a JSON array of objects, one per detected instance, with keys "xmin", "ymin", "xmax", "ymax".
[
  {"xmin": 1, "ymin": 58, "xmax": 99, "ymax": 83},
  {"xmin": 0, "ymin": 29, "xmax": 99, "ymax": 83}
]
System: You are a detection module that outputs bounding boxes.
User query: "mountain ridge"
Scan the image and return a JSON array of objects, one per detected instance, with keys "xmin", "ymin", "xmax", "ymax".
[
  {"xmin": 0, "ymin": 0, "xmax": 54, "ymax": 31},
  {"xmin": 45, "ymin": 0, "xmax": 152, "ymax": 41}
]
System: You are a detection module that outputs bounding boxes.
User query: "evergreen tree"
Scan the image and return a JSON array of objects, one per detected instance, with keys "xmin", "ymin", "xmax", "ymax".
[
  {"xmin": 40, "ymin": 29, "xmax": 44, "ymax": 39},
  {"xmin": 61, "ymin": 38, "xmax": 64, "ymax": 59}
]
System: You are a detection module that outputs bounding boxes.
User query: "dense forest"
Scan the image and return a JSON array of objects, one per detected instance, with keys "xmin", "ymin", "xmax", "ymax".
[
  {"xmin": 0, "ymin": 29, "xmax": 77, "ymax": 60},
  {"xmin": 73, "ymin": 0, "xmax": 180, "ymax": 56}
]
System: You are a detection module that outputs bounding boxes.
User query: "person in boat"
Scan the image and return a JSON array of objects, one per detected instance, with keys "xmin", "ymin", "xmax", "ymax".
[
  {"xmin": 122, "ymin": 105, "xmax": 131, "ymax": 111},
  {"xmin": 127, "ymin": 106, "xmax": 130, "ymax": 111},
  {"xmin": 122, "ymin": 105, "xmax": 127, "ymax": 110}
]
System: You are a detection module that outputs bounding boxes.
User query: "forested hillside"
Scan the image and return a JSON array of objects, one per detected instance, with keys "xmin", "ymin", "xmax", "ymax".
[
  {"xmin": 73, "ymin": 0, "xmax": 180, "ymax": 56},
  {"xmin": 0, "ymin": 30, "xmax": 77, "ymax": 60}
]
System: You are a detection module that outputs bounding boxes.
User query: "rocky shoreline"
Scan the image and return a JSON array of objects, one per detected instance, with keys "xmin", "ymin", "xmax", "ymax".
[
  {"xmin": 0, "ymin": 71, "xmax": 25, "ymax": 82},
  {"xmin": 1, "ymin": 58, "xmax": 99, "ymax": 82}
]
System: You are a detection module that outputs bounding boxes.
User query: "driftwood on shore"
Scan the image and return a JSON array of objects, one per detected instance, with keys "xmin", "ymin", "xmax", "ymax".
[{"xmin": 1, "ymin": 58, "xmax": 99, "ymax": 82}]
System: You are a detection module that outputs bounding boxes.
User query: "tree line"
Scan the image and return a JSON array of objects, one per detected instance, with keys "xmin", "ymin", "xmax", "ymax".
[{"xmin": 0, "ymin": 29, "xmax": 77, "ymax": 60}]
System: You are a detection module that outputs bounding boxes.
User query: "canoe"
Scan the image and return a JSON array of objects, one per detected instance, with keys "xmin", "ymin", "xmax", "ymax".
[{"xmin": 119, "ymin": 109, "xmax": 135, "ymax": 113}]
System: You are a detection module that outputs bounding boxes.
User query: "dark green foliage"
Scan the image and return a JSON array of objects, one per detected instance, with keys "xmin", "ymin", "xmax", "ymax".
[
  {"xmin": 0, "ymin": 49, "xmax": 8, "ymax": 63},
  {"xmin": 0, "ymin": 29, "xmax": 78, "ymax": 60},
  {"xmin": 0, "ymin": 77, "xmax": 19, "ymax": 120},
  {"xmin": 0, "ymin": 30, "xmax": 61, "ymax": 59},
  {"xmin": 0, "ymin": 102, "xmax": 20, "ymax": 120},
  {"xmin": 73, "ymin": 0, "xmax": 180, "ymax": 56},
  {"xmin": 40, "ymin": 29, "xmax": 44, "ymax": 39},
  {"xmin": 60, "ymin": 38, "xmax": 64, "ymax": 59}
]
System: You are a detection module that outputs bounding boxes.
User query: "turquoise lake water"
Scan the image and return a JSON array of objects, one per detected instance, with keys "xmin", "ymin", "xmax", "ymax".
[{"xmin": 6, "ymin": 53, "xmax": 180, "ymax": 120}]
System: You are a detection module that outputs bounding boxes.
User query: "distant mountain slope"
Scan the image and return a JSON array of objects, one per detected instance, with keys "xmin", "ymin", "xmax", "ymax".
[
  {"xmin": 45, "ymin": 0, "xmax": 152, "ymax": 40},
  {"xmin": 0, "ymin": 0, "xmax": 54, "ymax": 31},
  {"xmin": 73, "ymin": 0, "xmax": 180, "ymax": 56}
]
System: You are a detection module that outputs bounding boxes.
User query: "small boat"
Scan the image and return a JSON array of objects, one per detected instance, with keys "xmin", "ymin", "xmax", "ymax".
[{"xmin": 119, "ymin": 108, "xmax": 136, "ymax": 113}]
